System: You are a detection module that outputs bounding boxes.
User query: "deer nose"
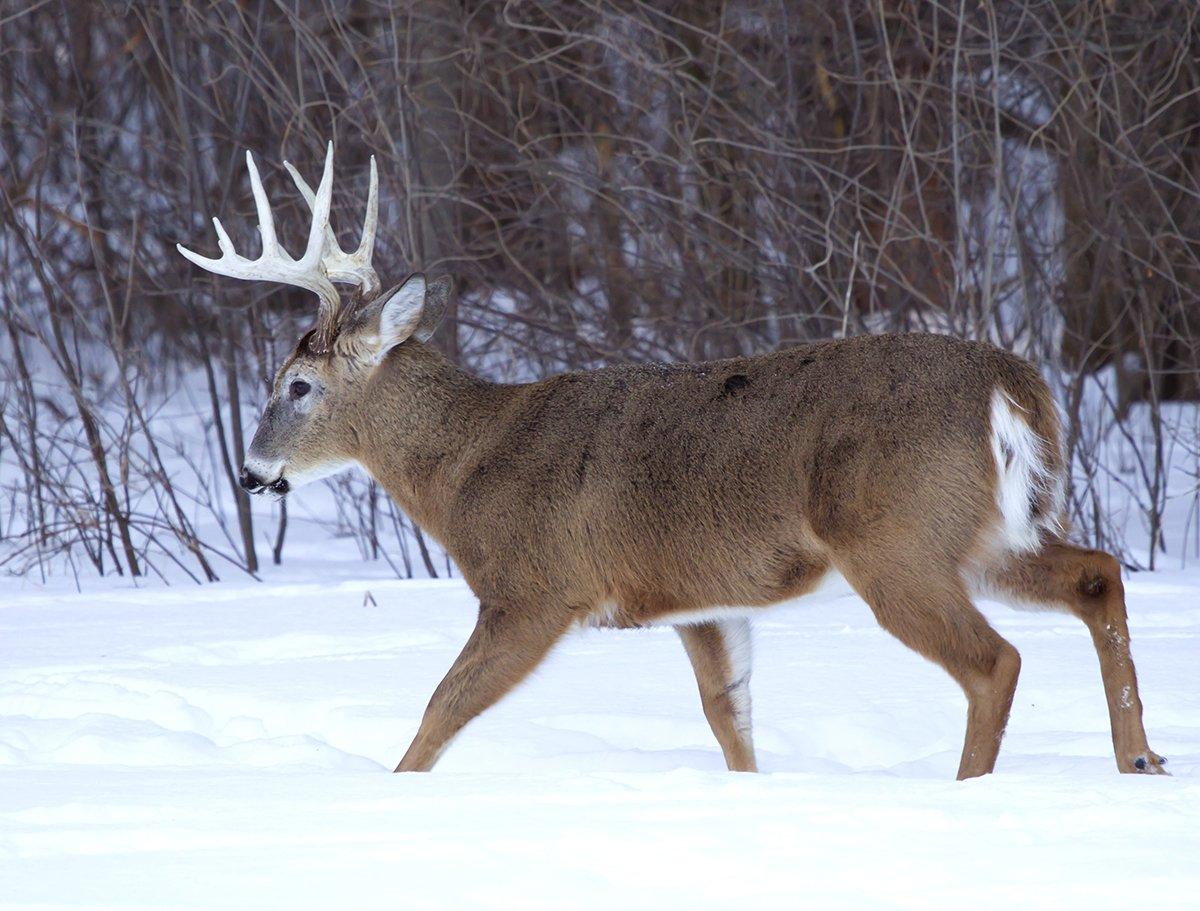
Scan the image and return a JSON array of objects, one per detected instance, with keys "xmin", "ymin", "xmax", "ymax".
[{"xmin": 239, "ymin": 466, "xmax": 265, "ymax": 491}]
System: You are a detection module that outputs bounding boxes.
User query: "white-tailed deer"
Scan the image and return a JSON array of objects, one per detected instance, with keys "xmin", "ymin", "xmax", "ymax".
[{"xmin": 179, "ymin": 146, "xmax": 1165, "ymax": 779}]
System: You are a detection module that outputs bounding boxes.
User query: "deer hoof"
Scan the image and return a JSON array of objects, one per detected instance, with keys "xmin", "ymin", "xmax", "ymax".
[{"xmin": 1130, "ymin": 753, "xmax": 1170, "ymax": 775}]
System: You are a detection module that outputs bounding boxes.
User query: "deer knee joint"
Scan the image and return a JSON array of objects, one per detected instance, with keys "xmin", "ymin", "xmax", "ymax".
[
  {"xmin": 1071, "ymin": 552, "xmax": 1122, "ymax": 614},
  {"xmin": 993, "ymin": 641, "xmax": 1021, "ymax": 684}
]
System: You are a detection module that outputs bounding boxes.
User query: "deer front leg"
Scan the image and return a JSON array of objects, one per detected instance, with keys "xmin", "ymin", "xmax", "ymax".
[
  {"xmin": 676, "ymin": 618, "xmax": 757, "ymax": 772},
  {"xmin": 395, "ymin": 602, "xmax": 571, "ymax": 772}
]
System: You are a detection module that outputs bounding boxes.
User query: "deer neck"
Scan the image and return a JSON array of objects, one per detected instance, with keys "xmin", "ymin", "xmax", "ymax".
[{"xmin": 350, "ymin": 342, "xmax": 506, "ymax": 542}]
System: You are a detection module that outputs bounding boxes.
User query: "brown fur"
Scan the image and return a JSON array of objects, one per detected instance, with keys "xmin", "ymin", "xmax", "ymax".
[{"xmin": 263, "ymin": 327, "xmax": 1162, "ymax": 778}]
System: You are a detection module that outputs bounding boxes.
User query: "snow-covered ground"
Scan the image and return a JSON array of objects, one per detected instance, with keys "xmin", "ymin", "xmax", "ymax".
[{"xmin": 2, "ymin": 560, "xmax": 1198, "ymax": 910}]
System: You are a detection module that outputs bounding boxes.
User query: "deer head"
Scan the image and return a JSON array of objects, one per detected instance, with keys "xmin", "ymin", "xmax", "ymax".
[{"xmin": 178, "ymin": 143, "xmax": 450, "ymax": 496}]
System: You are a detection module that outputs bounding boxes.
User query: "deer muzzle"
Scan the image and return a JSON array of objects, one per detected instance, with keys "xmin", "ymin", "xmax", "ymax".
[{"xmin": 239, "ymin": 465, "xmax": 289, "ymax": 496}]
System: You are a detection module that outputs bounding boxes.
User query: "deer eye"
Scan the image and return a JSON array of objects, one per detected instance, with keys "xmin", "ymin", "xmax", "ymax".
[{"xmin": 289, "ymin": 379, "xmax": 311, "ymax": 400}]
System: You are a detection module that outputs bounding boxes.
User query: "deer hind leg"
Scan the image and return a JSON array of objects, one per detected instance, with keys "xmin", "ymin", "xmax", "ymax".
[
  {"xmin": 395, "ymin": 602, "xmax": 571, "ymax": 772},
  {"xmin": 676, "ymin": 618, "xmax": 757, "ymax": 772},
  {"xmin": 983, "ymin": 541, "xmax": 1166, "ymax": 775},
  {"xmin": 841, "ymin": 562, "xmax": 1021, "ymax": 780}
]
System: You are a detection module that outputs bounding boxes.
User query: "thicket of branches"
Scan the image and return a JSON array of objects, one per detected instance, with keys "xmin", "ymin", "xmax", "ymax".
[{"xmin": 2, "ymin": 1, "xmax": 1198, "ymax": 580}]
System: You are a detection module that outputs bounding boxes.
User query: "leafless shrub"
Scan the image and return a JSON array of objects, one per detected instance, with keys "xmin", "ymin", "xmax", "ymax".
[{"xmin": 2, "ymin": 1, "xmax": 1197, "ymax": 578}]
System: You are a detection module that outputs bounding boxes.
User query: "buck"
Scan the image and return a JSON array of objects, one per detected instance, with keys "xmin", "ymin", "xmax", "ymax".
[{"xmin": 179, "ymin": 145, "xmax": 1165, "ymax": 779}]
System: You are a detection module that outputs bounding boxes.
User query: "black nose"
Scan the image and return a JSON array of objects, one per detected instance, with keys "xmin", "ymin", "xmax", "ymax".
[{"xmin": 239, "ymin": 467, "xmax": 264, "ymax": 491}]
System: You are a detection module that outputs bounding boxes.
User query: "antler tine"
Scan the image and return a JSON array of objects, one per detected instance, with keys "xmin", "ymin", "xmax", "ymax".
[
  {"xmin": 284, "ymin": 146, "xmax": 381, "ymax": 298},
  {"xmin": 300, "ymin": 142, "xmax": 336, "ymax": 271},
  {"xmin": 245, "ymin": 150, "xmax": 279, "ymax": 255},
  {"xmin": 176, "ymin": 143, "xmax": 345, "ymax": 352},
  {"xmin": 357, "ymin": 156, "xmax": 378, "ymax": 264}
]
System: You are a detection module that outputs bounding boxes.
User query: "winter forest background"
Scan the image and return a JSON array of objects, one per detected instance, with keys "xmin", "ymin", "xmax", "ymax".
[{"xmin": 3, "ymin": 1, "xmax": 1199, "ymax": 583}]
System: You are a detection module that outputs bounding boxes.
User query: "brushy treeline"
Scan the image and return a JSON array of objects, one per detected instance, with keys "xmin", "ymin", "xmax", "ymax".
[{"xmin": 2, "ymin": 1, "xmax": 1198, "ymax": 580}]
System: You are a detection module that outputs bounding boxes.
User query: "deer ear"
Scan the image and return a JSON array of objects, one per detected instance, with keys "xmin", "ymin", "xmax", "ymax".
[
  {"xmin": 376, "ymin": 273, "xmax": 427, "ymax": 351},
  {"xmin": 340, "ymin": 273, "xmax": 452, "ymax": 364},
  {"xmin": 414, "ymin": 275, "xmax": 453, "ymax": 342}
]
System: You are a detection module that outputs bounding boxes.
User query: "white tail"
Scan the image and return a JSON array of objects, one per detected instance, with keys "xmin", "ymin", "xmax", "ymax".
[{"xmin": 988, "ymin": 389, "xmax": 1064, "ymax": 554}]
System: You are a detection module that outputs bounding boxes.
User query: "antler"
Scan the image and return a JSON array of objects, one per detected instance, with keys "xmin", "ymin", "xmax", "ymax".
[
  {"xmin": 176, "ymin": 142, "xmax": 379, "ymax": 352},
  {"xmin": 284, "ymin": 154, "xmax": 380, "ymax": 299}
]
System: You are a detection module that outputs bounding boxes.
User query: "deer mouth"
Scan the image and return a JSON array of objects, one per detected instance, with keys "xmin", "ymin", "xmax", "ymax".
[
  {"xmin": 239, "ymin": 466, "xmax": 290, "ymax": 497},
  {"xmin": 247, "ymin": 475, "xmax": 289, "ymax": 500}
]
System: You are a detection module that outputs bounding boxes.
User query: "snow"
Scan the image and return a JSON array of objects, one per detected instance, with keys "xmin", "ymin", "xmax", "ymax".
[{"xmin": 2, "ymin": 562, "xmax": 1198, "ymax": 909}]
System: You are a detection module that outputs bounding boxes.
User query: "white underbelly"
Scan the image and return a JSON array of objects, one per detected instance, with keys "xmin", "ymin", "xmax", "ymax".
[{"xmin": 587, "ymin": 567, "xmax": 848, "ymax": 628}]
